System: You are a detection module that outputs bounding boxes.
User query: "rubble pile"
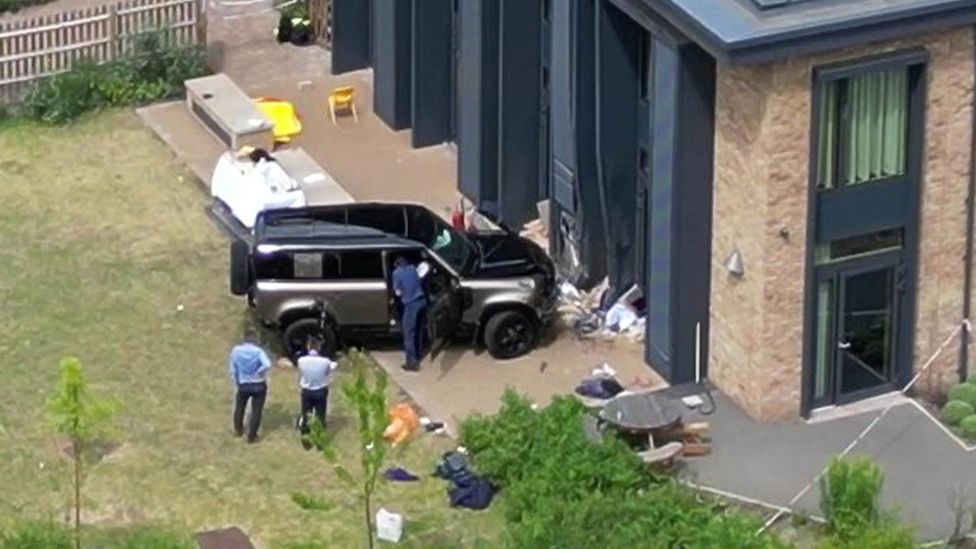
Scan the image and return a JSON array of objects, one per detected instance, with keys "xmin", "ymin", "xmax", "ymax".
[
  {"xmin": 557, "ymin": 279, "xmax": 646, "ymax": 345},
  {"xmin": 519, "ymin": 218, "xmax": 549, "ymax": 254}
]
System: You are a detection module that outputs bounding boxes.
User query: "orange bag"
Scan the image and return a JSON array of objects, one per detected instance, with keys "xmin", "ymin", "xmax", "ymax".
[{"xmin": 383, "ymin": 403, "xmax": 420, "ymax": 447}]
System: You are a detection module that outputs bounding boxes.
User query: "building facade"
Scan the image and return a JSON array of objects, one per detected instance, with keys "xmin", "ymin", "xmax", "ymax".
[{"xmin": 330, "ymin": 0, "xmax": 976, "ymax": 421}]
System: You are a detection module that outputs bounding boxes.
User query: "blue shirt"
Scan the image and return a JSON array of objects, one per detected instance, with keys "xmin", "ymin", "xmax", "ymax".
[
  {"xmin": 393, "ymin": 264, "xmax": 424, "ymax": 305},
  {"xmin": 228, "ymin": 343, "xmax": 272, "ymax": 385}
]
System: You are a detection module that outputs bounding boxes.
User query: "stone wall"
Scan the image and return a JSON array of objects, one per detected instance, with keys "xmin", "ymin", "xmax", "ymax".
[{"xmin": 710, "ymin": 26, "xmax": 976, "ymax": 421}]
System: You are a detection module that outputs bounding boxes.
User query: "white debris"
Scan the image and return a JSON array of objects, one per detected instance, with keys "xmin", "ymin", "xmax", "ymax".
[
  {"xmin": 376, "ymin": 508, "xmax": 404, "ymax": 543},
  {"xmin": 176, "ymin": 304, "xmax": 185, "ymax": 312}
]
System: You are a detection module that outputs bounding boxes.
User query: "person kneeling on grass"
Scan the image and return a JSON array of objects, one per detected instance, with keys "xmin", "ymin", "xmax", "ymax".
[{"xmin": 294, "ymin": 337, "xmax": 338, "ymax": 449}]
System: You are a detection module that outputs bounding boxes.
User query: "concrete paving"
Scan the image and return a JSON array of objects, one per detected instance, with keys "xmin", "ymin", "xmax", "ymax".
[{"xmin": 681, "ymin": 393, "xmax": 976, "ymax": 541}]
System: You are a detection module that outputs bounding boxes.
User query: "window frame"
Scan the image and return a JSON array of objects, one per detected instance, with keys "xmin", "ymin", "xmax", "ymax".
[{"xmin": 811, "ymin": 49, "xmax": 928, "ymax": 196}]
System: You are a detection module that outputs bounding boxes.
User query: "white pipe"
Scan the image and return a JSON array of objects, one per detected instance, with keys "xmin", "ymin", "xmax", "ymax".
[{"xmin": 695, "ymin": 321, "xmax": 701, "ymax": 383}]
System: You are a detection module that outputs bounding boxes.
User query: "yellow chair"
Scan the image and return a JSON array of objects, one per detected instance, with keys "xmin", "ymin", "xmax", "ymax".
[
  {"xmin": 254, "ymin": 97, "xmax": 303, "ymax": 145},
  {"xmin": 328, "ymin": 85, "xmax": 358, "ymax": 124}
]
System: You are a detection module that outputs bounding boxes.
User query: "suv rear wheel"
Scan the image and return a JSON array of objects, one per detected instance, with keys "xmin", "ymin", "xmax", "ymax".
[
  {"xmin": 484, "ymin": 310, "xmax": 537, "ymax": 360},
  {"xmin": 284, "ymin": 318, "xmax": 338, "ymax": 361}
]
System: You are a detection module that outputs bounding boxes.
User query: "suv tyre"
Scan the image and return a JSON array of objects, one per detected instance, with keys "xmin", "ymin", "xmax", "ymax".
[
  {"xmin": 484, "ymin": 310, "xmax": 537, "ymax": 360},
  {"xmin": 284, "ymin": 318, "xmax": 338, "ymax": 360}
]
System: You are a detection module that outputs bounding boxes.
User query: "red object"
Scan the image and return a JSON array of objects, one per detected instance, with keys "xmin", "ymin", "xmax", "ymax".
[{"xmin": 451, "ymin": 208, "xmax": 465, "ymax": 231}]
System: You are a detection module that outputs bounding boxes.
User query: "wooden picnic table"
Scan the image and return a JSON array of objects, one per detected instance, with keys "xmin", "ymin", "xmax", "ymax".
[{"xmin": 599, "ymin": 391, "xmax": 682, "ymax": 435}]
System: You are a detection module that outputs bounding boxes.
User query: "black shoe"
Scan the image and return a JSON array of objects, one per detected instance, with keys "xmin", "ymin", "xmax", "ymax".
[
  {"xmin": 246, "ymin": 436, "xmax": 259, "ymax": 444},
  {"xmin": 233, "ymin": 430, "xmax": 244, "ymax": 438},
  {"xmin": 401, "ymin": 364, "xmax": 420, "ymax": 372}
]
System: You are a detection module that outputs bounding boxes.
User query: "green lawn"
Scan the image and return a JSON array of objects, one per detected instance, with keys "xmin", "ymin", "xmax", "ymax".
[{"xmin": 0, "ymin": 111, "xmax": 503, "ymax": 548}]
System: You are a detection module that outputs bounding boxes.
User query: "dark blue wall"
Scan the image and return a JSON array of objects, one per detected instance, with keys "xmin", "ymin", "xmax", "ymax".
[
  {"xmin": 372, "ymin": 0, "xmax": 412, "ymax": 130},
  {"xmin": 496, "ymin": 0, "xmax": 544, "ymax": 226},
  {"xmin": 595, "ymin": 1, "xmax": 640, "ymax": 300},
  {"xmin": 331, "ymin": 0, "xmax": 372, "ymax": 74},
  {"xmin": 411, "ymin": 0, "xmax": 454, "ymax": 148},
  {"xmin": 645, "ymin": 40, "xmax": 715, "ymax": 384},
  {"xmin": 458, "ymin": 0, "xmax": 500, "ymax": 210}
]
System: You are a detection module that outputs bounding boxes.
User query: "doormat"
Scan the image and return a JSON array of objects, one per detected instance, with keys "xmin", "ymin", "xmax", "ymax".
[{"xmin": 195, "ymin": 526, "xmax": 255, "ymax": 549}]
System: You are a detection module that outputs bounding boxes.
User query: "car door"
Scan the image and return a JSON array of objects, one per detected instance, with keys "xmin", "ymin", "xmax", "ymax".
[{"xmin": 422, "ymin": 255, "xmax": 464, "ymax": 359}]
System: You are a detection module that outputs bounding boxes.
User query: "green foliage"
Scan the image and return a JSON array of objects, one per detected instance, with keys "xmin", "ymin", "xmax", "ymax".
[
  {"xmin": 300, "ymin": 349, "xmax": 388, "ymax": 549},
  {"xmin": 941, "ymin": 400, "xmax": 974, "ymax": 426},
  {"xmin": 47, "ymin": 357, "xmax": 118, "ymax": 444},
  {"xmin": 819, "ymin": 456, "xmax": 914, "ymax": 547},
  {"xmin": 949, "ymin": 383, "xmax": 976, "ymax": 409},
  {"xmin": 23, "ymin": 29, "xmax": 208, "ymax": 124},
  {"xmin": 290, "ymin": 492, "xmax": 331, "ymax": 512},
  {"xmin": 459, "ymin": 390, "xmax": 784, "ymax": 549},
  {"xmin": 0, "ymin": 522, "xmax": 192, "ymax": 549},
  {"xmin": 960, "ymin": 415, "xmax": 976, "ymax": 441},
  {"xmin": 46, "ymin": 357, "xmax": 119, "ymax": 549},
  {"xmin": 277, "ymin": 0, "xmax": 310, "ymax": 21},
  {"xmin": 0, "ymin": 0, "xmax": 55, "ymax": 15}
]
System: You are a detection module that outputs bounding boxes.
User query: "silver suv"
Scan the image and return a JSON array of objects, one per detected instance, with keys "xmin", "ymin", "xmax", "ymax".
[{"xmin": 229, "ymin": 202, "xmax": 558, "ymax": 360}]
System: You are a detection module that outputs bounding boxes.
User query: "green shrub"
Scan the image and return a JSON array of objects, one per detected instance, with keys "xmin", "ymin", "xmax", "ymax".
[
  {"xmin": 960, "ymin": 415, "xmax": 976, "ymax": 441},
  {"xmin": 820, "ymin": 457, "xmax": 903, "ymax": 544},
  {"xmin": 949, "ymin": 383, "xmax": 976, "ymax": 409},
  {"xmin": 459, "ymin": 390, "xmax": 784, "ymax": 549},
  {"xmin": 941, "ymin": 400, "xmax": 974, "ymax": 426},
  {"xmin": 22, "ymin": 29, "xmax": 208, "ymax": 124},
  {"xmin": 0, "ymin": 0, "xmax": 56, "ymax": 15},
  {"xmin": 818, "ymin": 521, "xmax": 915, "ymax": 549},
  {"xmin": 0, "ymin": 520, "xmax": 72, "ymax": 549}
]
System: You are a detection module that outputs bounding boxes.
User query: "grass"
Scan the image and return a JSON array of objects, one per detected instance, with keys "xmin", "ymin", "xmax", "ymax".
[{"xmin": 0, "ymin": 110, "xmax": 503, "ymax": 548}]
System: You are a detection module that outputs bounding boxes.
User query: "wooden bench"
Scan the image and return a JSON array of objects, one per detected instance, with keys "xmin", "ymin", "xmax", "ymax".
[{"xmin": 185, "ymin": 73, "xmax": 274, "ymax": 151}]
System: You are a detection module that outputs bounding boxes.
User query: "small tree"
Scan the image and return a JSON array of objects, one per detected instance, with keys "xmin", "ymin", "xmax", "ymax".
[
  {"xmin": 47, "ymin": 357, "xmax": 118, "ymax": 549},
  {"xmin": 300, "ymin": 349, "xmax": 388, "ymax": 549}
]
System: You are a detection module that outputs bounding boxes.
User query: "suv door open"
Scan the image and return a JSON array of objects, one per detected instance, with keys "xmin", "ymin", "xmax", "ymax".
[{"xmin": 422, "ymin": 256, "xmax": 466, "ymax": 359}]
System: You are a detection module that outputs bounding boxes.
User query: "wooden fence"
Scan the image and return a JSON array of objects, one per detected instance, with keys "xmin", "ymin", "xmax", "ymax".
[
  {"xmin": 309, "ymin": 0, "xmax": 331, "ymax": 49},
  {"xmin": 0, "ymin": 0, "xmax": 205, "ymax": 103}
]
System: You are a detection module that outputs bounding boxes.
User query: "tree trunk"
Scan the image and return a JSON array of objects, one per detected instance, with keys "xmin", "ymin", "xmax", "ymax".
[
  {"xmin": 364, "ymin": 487, "xmax": 374, "ymax": 549},
  {"xmin": 73, "ymin": 439, "xmax": 81, "ymax": 549}
]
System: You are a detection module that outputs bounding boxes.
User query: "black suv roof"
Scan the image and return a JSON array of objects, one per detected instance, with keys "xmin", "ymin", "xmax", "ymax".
[{"xmin": 255, "ymin": 204, "xmax": 419, "ymax": 249}]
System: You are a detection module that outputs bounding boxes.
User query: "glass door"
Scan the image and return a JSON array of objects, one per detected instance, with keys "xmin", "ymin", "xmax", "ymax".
[
  {"xmin": 811, "ymin": 253, "xmax": 902, "ymax": 408},
  {"xmin": 836, "ymin": 264, "xmax": 898, "ymax": 402}
]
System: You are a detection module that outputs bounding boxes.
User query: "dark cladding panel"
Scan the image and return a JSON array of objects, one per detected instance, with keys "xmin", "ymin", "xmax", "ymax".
[
  {"xmin": 595, "ymin": 1, "xmax": 640, "ymax": 300},
  {"xmin": 458, "ymin": 0, "xmax": 500, "ymax": 208},
  {"xmin": 372, "ymin": 0, "xmax": 412, "ymax": 130},
  {"xmin": 412, "ymin": 0, "xmax": 453, "ymax": 148},
  {"xmin": 496, "ymin": 0, "xmax": 543, "ymax": 226},
  {"xmin": 332, "ymin": 0, "xmax": 371, "ymax": 74},
  {"xmin": 550, "ymin": 0, "xmax": 574, "ymax": 210}
]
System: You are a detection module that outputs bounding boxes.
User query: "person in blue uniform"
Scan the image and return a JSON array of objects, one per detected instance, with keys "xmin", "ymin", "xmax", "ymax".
[{"xmin": 392, "ymin": 256, "xmax": 426, "ymax": 371}]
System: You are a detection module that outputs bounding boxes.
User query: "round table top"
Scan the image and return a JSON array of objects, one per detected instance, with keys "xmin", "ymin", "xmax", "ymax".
[{"xmin": 599, "ymin": 391, "xmax": 682, "ymax": 432}]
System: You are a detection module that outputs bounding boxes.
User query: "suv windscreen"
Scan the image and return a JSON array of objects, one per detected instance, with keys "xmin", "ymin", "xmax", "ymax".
[{"xmin": 406, "ymin": 207, "xmax": 476, "ymax": 274}]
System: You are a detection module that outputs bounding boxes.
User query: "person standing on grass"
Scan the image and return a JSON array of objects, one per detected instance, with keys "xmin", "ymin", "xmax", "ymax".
[
  {"xmin": 228, "ymin": 329, "xmax": 272, "ymax": 443},
  {"xmin": 392, "ymin": 255, "xmax": 427, "ymax": 372},
  {"xmin": 294, "ymin": 337, "xmax": 337, "ymax": 449}
]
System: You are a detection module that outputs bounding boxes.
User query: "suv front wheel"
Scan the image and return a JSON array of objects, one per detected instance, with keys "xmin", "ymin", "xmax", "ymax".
[
  {"xmin": 284, "ymin": 318, "xmax": 338, "ymax": 361},
  {"xmin": 484, "ymin": 310, "xmax": 537, "ymax": 360}
]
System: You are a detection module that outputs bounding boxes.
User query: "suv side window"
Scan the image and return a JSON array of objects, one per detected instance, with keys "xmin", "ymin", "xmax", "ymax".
[
  {"xmin": 348, "ymin": 206, "xmax": 407, "ymax": 236},
  {"xmin": 341, "ymin": 250, "xmax": 384, "ymax": 279},
  {"xmin": 254, "ymin": 252, "xmax": 292, "ymax": 279},
  {"xmin": 293, "ymin": 252, "xmax": 341, "ymax": 280}
]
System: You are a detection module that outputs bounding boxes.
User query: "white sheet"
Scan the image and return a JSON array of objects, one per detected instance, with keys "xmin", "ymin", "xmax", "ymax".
[{"xmin": 211, "ymin": 152, "xmax": 306, "ymax": 228}]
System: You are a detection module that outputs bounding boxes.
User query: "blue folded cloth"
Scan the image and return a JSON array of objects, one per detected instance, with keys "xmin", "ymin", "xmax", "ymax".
[{"xmin": 384, "ymin": 467, "xmax": 420, "ymax": 482}]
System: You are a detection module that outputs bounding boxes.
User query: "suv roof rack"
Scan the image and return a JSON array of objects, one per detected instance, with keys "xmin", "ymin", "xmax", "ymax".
[{"xmin": 255, "ymin": 206, "xmax": 414, "ymax": 247}]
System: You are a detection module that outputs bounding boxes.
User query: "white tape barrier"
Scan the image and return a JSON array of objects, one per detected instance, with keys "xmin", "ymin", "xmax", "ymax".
[{"xmin": 756, "ymin": 320, "xmax": 972, "ymax": 536}]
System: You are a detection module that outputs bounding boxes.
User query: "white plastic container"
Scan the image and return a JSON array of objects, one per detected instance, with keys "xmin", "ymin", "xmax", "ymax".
[{"xmin": 375, "ymin": 508, "xmax": 403, "ymax": 543}]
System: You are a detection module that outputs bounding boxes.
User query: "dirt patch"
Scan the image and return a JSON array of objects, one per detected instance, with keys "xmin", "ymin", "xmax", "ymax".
[{"xmin": 195, "ymin": 526, "xmax": 256, "ymax": 549}]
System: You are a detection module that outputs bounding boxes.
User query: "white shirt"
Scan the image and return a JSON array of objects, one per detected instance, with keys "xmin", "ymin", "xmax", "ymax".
[{"xmin": 296, "ymin": 353, "xmax": 337, "ymax": 391}]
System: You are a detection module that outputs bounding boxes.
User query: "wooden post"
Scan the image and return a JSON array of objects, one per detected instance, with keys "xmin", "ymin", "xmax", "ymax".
[
  {"xmin": 195, "ymin": 0, "xmax": 207, "ymax": 47},
  {"xmin": 107, "ymin": 5, "xmax": 119, "ymax": 60}
]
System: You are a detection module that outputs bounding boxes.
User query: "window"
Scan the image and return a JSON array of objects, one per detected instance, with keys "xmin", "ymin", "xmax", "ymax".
[
  {"xmin": 348, "ymin": 206, "xmax": 406, "ymax": 236},
  {"xmin": 341, "ymin": 251, "xmax": 384, "ymax": 279},
  {"xmin": 814, "ymin": 228, "xmax": 903, "ymax": 265},
  {"xmin": 816, "ymin": 66, "xmax": 909, "ymax": 190},
  {"xmin": 254, "ymin": 252, "xmax": 292, "ymax": 280},
  {"xmin": 293, "ymin": 253, "xmax": 323, "ymax": 279}
]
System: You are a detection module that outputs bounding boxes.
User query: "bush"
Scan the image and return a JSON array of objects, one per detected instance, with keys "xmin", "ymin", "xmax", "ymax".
[
  {"xmin": 820, "ymin": 457, "xmax": 884, "ymax": 540},
  {"xmin": 0, "ymin": 0, "xmax": 55, "ymax": 15},
  {"xmin": 459, "ymin": 391, "xmax": 784, "ymax": 549},
  {"xmin": 23, "ymin": 29, "xmax": 208, "ymax": 124},
  {"xmin": 960, "ymin": 415, "xmax": 976, "ymax": 441},
  {"xmin": 0, "ymin": 522, "xmax": 192, "ymax": 549},
  {"xmin": 949, "ymin": 383, "xmax": 976, "ymax": 409},
  {"xmin": 818, "ymin": 522, "xmax": 915, "ymax": 549},
  {"xmin": 941, "ymin": 400, "xmax": 974, "ymax": 426}
]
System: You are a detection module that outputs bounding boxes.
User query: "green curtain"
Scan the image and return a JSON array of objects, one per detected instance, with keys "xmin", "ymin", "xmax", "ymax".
[
  {"xmin": 843, "ymin": 68, "xmax": 908, "ymax": 185},
  {"xmin": 816, "ymin": 81, "xmax": 838, "ymax": 190}
]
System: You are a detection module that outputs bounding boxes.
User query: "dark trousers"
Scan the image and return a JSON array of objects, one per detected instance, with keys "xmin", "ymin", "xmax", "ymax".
[
  {"xmin": 401, "ymin": 300, "xmax": 427, "ymax": 368},
  {"xmin": 233, "ymin": 382, "xmax": 267, "ymax": 442},
  {"xmin": 300, "ymin": 387, "xmax": 329, "ymax": 429}
]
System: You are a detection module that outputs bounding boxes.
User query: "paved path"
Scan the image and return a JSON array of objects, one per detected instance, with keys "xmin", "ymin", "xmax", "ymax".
[{"xmin": 682, "ymin": 393, "xmax": 976, "ymax": 542}]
